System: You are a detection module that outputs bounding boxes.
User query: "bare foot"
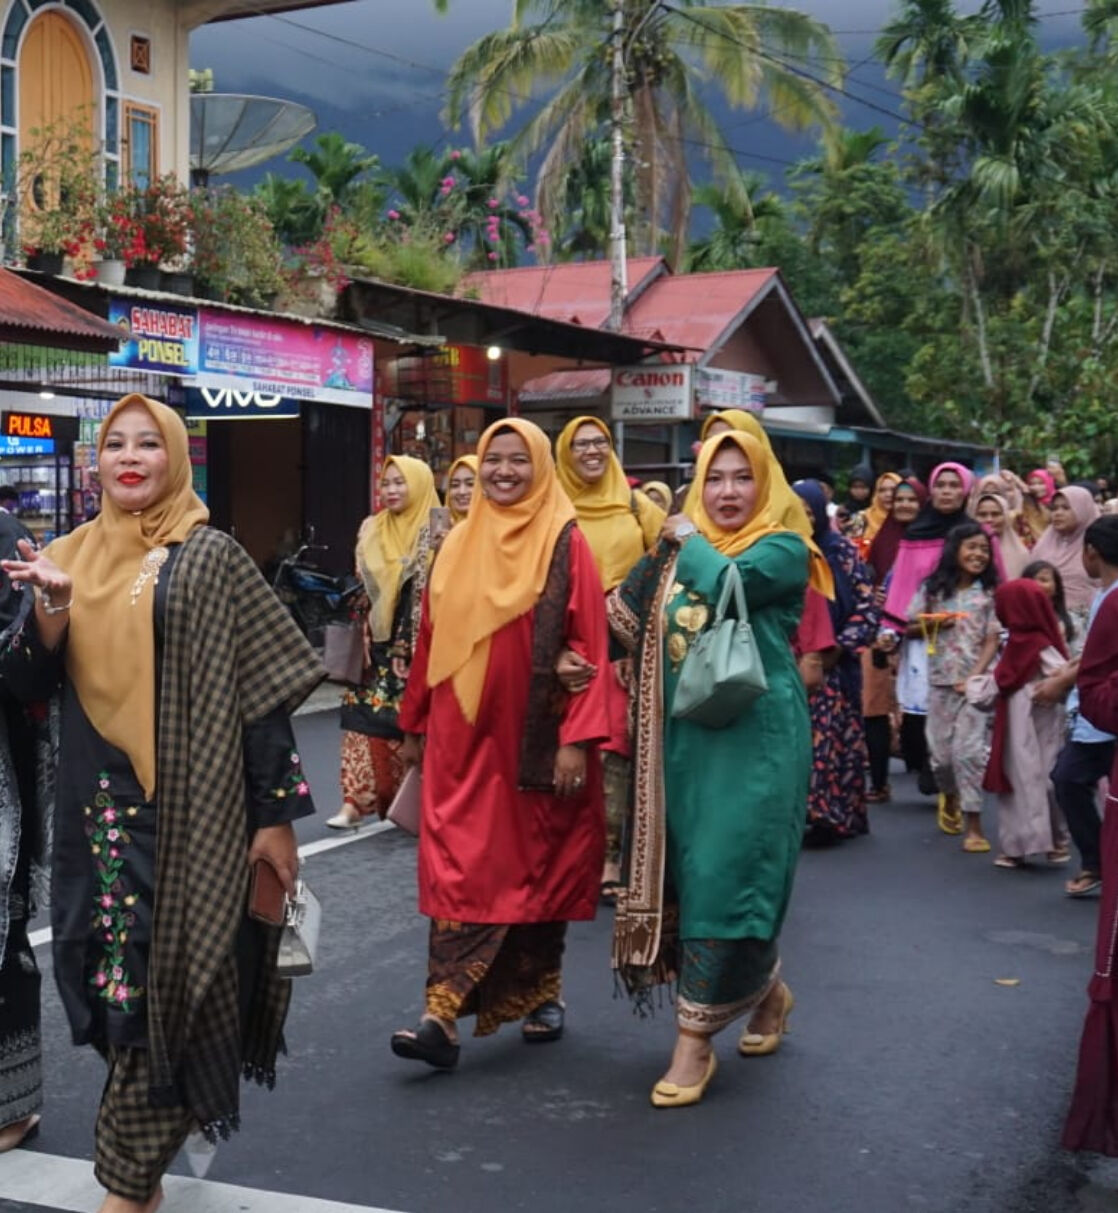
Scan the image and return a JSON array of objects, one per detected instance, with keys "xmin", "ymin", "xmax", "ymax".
[
  {"xmin": 0, "ymin": 1113, "xmax": 40, "ymax": 1153},
  {"xmin": 600, "ymin": 860, "xmax": 621, "ymax": 886},
  {"xmin": 394, "ymin": 1014, "xmax": 459, "ymax": 1046},
  {"xmin": 658, "ymin": 1031, "xmax": 713, "ymax": 1088},
  {"xmin": 98, "ymin": 1187, "xmax": 162, "ymax": 1213},
  {"xmin": 746, "ymin": 980, "xmax": 789, "ymax": 1038}
]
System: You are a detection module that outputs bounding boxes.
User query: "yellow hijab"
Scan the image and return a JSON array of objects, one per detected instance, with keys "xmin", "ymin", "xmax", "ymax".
[
  {"xmin": 47, "ymin": 394, "xmax": 209, "ymax": 800},
  {"xmin": 861, "ymin": 472, "xmax": 902, "ymax": 542},
  {"xmin": 687, "ymin": 430, "xmax": 834, "ymax": 597},
  {"xmin": 555, "ymin": 415, "xmax": 659, "ymax": 591},
  {"xmin": 641, "ymin": 480, "xmax": 673, "ymax": 513},
  {"xmin": 427, "ymin": 418, "xmax": 576, "ymax": 724},
  {"xmin": 695, "ymin": 409, "xmax": 813, "ymax": 543},
  {"xmin": 360, "ymin": 455, "xmax": 440, "ymax": 643},
  {"xmin": 444, "ymin": 454, "xmax": 479, "ymax": 524}
]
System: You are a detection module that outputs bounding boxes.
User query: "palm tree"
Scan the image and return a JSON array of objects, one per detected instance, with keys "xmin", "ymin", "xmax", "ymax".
[
  {"xmin": 289, "ymin": 133, "xmax": 381, "ymax": 209},
  {"xmin": 433, "ymin": 0, "xmax": 841, "ymax": 265},
  {"xmin": 685, "ymin": 173, "xmax": 785, "ymax": 270},
  {"xmin": 874, "ymin": 0, "xmax": 985, "ymax": 92},
  {"xmin": 549, "ymin": 137, "xmax": 635, "ymax": 260}
]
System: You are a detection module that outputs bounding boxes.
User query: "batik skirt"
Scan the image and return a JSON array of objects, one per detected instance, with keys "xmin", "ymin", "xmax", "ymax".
[
  {"xmin": 677, "ymin": 937, "xmax": 780, "ymax": 1036},
  {"xmin": 805, "ymin": 669, "xmax": 869, "ymax": 844},
  {"xmin": 0, "ymin": 916, "xmax": 41, "ymax": 1129}
]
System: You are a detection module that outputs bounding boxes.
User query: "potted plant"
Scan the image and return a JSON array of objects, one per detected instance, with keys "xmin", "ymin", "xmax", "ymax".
[
  {"xmin": 126, "ymin": 174, "xmax": 190, "ymax": 289},
  {"xmin": 190, "ymin": 188, "xmax": 284, "ymax": 307},
  {"xmin": 92, "ymin": 188, "xmax": 135, "ymax": 286},
  {"xmin": 16, "ymin": 117, "xmax": 99, "ymax": 274}
]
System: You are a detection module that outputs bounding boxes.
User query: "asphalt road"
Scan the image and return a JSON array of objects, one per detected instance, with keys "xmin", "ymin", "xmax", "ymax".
[{"xmin": 6, "ymin": 708, "xmax": 1118, "ymax": 1213}]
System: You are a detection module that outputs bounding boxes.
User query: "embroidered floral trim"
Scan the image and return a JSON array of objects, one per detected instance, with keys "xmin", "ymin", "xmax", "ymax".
[
  {"xmin": 84, "ymin": 772, "xmax": 143, "ymax": 1012},
  {"xmin": 271, "ymin": 751, "xmax": 310, "ymax": 801}
]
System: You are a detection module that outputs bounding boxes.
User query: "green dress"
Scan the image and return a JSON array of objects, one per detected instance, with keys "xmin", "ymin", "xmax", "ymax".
[{"xmin": 609, "ymin": 531, "xmax": 810, "ymax": 1029}]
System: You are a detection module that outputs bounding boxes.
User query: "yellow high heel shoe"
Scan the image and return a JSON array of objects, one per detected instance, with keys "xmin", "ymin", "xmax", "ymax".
[
  {"xmin": 650, "ymin": 1051, "xmax": 717, "ymax": 1108},
  {"xmin": 739, "ymin": 984, "xmax": 794, "ymax": 1057}
]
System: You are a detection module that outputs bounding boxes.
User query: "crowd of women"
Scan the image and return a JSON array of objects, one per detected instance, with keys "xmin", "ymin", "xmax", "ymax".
[{"xmin": 4, "ymin": 392, "xmax": 1118, "ymax": 1209}]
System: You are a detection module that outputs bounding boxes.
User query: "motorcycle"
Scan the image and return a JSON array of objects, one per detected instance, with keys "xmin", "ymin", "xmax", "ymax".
[{"xmin": 271, "ymin": 541, "xmax": 361, "ymax": 649}]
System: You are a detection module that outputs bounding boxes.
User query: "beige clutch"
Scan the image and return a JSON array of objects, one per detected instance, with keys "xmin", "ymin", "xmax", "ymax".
[{"xmin": 387, "ymin": 766, "xmax": 421, "ymax": 836}]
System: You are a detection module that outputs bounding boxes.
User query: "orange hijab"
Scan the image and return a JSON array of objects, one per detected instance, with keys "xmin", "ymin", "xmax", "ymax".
[
  {"xmin": 444, "ymin": 454, "xmax": 479, "ymax": 525},
  {"xmin": 426, "ymin": 419, "xmax": 576, "ymax": 724},
  {"xmin": 47, "ymin": 394, "xmax": 209, "ymax": 799},
  {"xmin": 686, "ymin": 430, "xmax": 833, "ymax": 597},
  {"xmin": 861, "ymin": 472, "xmax": 902, "ymax": 542}
]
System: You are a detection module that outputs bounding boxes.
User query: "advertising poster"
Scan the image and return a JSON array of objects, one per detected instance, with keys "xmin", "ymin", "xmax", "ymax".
[
  {"xmin": 108, "ymin": 299, "xmax": 200, "ymax": 376},
  {"xmin": 195, "ymin": 312, "xmax": 374, "ymax": 408}
]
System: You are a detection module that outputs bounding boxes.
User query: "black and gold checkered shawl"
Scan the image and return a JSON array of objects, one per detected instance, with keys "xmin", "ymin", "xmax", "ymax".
[{"xmin": 147, "ymin": 526, "xmax": 323, "ymax": 1135}]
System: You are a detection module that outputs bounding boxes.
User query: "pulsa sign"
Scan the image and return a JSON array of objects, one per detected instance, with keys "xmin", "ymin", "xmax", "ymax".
[
  {"xmin": 183, "ymin": 386, "xmax": 301, "ymax": 419},
  {"xmin": 610, "ymin": 365, "xmax": 693, "ymax": 422},
  {"xmin": 1, "ymin": 411, "xmax": 79, "ymax": 443}
]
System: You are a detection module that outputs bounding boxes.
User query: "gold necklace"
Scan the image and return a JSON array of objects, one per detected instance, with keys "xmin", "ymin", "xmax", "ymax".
[{"xmin": 130, "ymin": 546, "xmax": 169, "ymax": 607}]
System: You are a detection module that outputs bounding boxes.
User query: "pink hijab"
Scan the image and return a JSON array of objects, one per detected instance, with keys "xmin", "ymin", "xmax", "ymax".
[
  {"xmin": 1027, "ymin": 468, "xmax": 1057, "ymax": 505},
  {"xmin": 1030, "ymin": 485, "xmax": 1102, "ymax": 611},
  {"xmin": 969, "ymin": 475, "xmax": 1029, "ymax": 579}
]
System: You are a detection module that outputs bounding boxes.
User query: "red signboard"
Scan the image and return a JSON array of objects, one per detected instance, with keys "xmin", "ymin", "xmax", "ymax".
[{"xmin": 387, "ymin": 345, "xmax": 507, "ymax": 406}]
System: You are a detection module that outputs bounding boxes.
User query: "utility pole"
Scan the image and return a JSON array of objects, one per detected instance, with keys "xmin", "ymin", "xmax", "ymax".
[{"xmin": 608, "ymin": 0, "xmax": 628, "ymax": 333}]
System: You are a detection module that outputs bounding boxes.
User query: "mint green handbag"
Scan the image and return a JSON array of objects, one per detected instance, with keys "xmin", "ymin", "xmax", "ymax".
[{"xmin": 671, "ymin": 562, "xmax": 768, "ymax": 728}]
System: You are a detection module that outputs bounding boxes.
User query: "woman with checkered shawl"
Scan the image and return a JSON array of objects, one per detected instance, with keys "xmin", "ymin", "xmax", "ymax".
[{"xmin": 4, "ymin": 395, "xmax": 323, "ymax": 1213}]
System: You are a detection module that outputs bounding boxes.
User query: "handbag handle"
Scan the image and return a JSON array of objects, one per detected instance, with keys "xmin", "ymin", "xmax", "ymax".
[{"xmin": 713, "ymin": 561, "xmax": 749, "ymax": 626}]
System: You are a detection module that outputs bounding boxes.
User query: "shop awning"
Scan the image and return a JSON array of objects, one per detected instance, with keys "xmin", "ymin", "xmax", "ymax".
[{"xmin": 0, "ymin": 269, "xmax": 122, "ymax": 353}]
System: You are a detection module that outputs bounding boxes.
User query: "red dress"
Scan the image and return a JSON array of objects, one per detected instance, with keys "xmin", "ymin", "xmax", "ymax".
[{"xmin": 399, "ymin": 528, "xmax": 610, "ymax": 925}]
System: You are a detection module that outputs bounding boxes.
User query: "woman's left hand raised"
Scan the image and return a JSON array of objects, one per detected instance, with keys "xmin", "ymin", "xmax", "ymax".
[
  {"xmin": 248, "ymin": 823, "xmax": 299, "ymax": 896},
  {"xmin": 553, "ymin": 744, "xmax": 587, "ymax": 799}
]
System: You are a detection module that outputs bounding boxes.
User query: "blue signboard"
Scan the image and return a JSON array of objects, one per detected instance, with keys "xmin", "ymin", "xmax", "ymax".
[
  {"xmin": 108, "ymin": 299, "xmax": 200, "ymax": 376},
  {"xmin": 0, "ymin": 435, "xmax": 55, "ymax": 455},
  {"xmin": 183, "ymin": 386, "xmax": 301, "ymax": 419}
]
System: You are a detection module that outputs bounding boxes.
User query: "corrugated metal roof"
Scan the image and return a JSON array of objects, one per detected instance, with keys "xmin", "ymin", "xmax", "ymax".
[
  {"xmin": 518, "ymin": 368, "xmax": 611, "ymax": 401},
  {"xmin": 0, "ymin": 269, "xmax": 122, "ymax": 350}
]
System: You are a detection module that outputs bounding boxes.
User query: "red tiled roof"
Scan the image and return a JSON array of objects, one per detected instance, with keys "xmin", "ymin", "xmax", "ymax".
[
  {"xmin": 519, "ymin": 368, "xmax": 612, "ymax": 400},
  {"xmin": 0, "ymin": 270, "xmax": 122, "ymax": 350},
  {"xmin": 464, "ymin": 259, "xmax": 778, "ymax": 358},
  {"xmin": 463, "ymin": 257, "xmax": 668, "ymax": 328}
]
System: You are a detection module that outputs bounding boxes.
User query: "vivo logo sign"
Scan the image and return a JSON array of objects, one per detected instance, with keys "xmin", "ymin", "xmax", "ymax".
[{"xmin": 201, "ymin": 387, "xmax": 284, "ymax": 410}]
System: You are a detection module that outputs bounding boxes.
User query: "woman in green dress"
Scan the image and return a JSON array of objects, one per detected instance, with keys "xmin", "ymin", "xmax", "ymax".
[{"xmin": 607, "ymin": 429, "xmax": 821, "ymax": 1109}]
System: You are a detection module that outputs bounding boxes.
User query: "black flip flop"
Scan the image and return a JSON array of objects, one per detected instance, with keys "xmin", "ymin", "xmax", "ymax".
[
  {"xmin": 522, "ymin": 1000, "xmax": 564, "ymax": 1043},
  {"xmin": 391, "ymin": 1019, "xmax": 460, "ymax": 1070}
]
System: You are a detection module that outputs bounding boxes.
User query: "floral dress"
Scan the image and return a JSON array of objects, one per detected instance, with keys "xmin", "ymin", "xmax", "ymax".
[{"xmin": 51, "ymin": 545, "xmax": 313, "ymax": 1049}]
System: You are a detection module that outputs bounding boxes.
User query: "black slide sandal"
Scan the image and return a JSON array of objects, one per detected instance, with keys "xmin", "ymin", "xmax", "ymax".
[
  {"xmin": 522, "ymin": 1000, "xmax": 565, "ymax": 1043},
  {"xmin": 391, "ymin": 1019, "xmax": 460, "ymax": 1070}
]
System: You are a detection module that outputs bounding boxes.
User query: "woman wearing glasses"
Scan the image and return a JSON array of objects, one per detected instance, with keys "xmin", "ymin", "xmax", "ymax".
[{"xmin": 554, "ymin": 417, "xmax": 665, "ymax": 904}]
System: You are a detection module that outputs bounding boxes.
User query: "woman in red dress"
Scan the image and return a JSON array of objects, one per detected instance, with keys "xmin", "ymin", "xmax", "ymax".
[{"xmin": 391, "ymin": 419, "xmax": 610, "ymax": 1070}]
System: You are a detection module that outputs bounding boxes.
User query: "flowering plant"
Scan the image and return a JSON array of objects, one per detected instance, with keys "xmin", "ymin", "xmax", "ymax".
[
  {"xmin": 130, "ymin": 175, "xmax": 191, "ymax": 267},
  {"xmin": 16, "ymin": 117, "xmax": 99, "ymax": 257},
  {"xmin": 94, "ymin": 189, "xmax": 138, "ymax": 261},
  {"xmin": 190, "ymin": 188, "xmax": 285, "ymax": 303}
]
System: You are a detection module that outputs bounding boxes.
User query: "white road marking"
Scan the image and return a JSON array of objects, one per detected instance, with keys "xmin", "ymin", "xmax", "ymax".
[
  {"xmin": 0, "ymin": 1150, "xmax": 409, "ymax": 1212},
  {"xmin": 28, "ymin": 819, "xmax": 398, "ymax": 950}
]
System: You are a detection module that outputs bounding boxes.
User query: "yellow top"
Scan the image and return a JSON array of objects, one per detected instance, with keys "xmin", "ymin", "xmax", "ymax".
[
  {"xmin": 427, "ymin": 419, "xmax": 576, "ymax": 724},
  {"xmin": 360, "ymin": 455, "xmax": 440, "ymax": 643},
  {"xmin": 687, "ymin": 429, "xmax": 834, "ymax": 597},
  {"xmin": 47, "ymin": 394, "xmax": 209, "ymax": 800},
  {"xmin": 554, "ymin": 415, "xmax": 664, "ymax": 591},
  {"xmin": 444, "ymin": 454, "xmax": 479, "ymax": 525}
]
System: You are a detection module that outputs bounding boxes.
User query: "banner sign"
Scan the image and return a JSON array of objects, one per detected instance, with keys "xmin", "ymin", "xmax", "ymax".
[
  {"xmin": 194, "ymin": 312, "xmax": 373, "ymax": 408},
  {"xmin": 184, "ymin": 386, "xmax": 301, "ymax": 419},
  {"xmin": 108, "ymin": 299, "xmax": 200, "ymax": 376},
  {"xmin": 388, "ymin": 345, "xmax": 506, "ymax": 406},
  {"xmin": 0, "ymin": 434, "xmax": 55, "ymax": 455},
  {"xmin": 610, "ymin": 365, "xmax": 693, "ymax": 422},
  {"xmin": 694, "ymin": 368, "xmax": 766, "ymax": 415},
  {"xmin": 1, "ymin": 410, "xmax": 79, "ymax": 442}
]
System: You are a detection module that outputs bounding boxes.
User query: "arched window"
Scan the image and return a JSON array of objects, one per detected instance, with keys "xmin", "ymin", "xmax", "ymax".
[{"xmin": 1, "ymin": 0, "xmax": 120, "ymax": 200}]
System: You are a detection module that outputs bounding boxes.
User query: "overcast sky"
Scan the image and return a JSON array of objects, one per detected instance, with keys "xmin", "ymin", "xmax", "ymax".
[{"xmin": 188, "ymin": 1, "xmax": 1087, "ymax": 185}]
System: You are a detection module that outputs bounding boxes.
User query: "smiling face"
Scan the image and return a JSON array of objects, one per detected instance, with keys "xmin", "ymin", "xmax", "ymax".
[
  {"xmin": 892, "ymin": 485, "xmax": 921, "ymax": 524},
  {"xmin": 481, "ymin": 431, "xmax": 534, "ymax": 506},
  {"xmin": 975, "ymin": 495, "xmax": 1007, "ymax": 535},
  {"xmin": 1026, "ymin": 473, "xmax": 1049, "ymax": 499},
  {"xmin": 957, "ymin": 533, "xmax": 991, "ymax": 579},
  {"xmin": 702, "ymin": 443, "xmax": 758, "ymax": 531},
  {"xmin": 99, "ymin": 402, "xmax": 171, "ymax": 512},
  {"xmin": 569, "ymin": 422, "xmax": 611, "ymax": 484},
  {"xmin": 1031, "ymin": 566, "xmax": 1058, "ymax": 599},
  {"xmin": 1050, "ymin": 492, "xmax": 1077, "ymax": 534},
  {"xmin": 932, "ymin": 469, "xmax": 966, "ymax": 514},
  {"xmin": 448, "ymin": 466, "xmax": 476, "ymax": 515},
  {"xmin": 877, "ymin": 482, "xmax": 896, "ymax": 513},
  {"xmin": 381, "ymin": 465, "xmax": 409, "ymax": 514}
]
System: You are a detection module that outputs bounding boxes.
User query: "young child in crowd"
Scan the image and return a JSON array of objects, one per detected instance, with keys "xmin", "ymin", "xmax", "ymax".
[
  {"xmin": 1022, "ymin": 559, "xmax": 1077, "ymax": 650},
  {"xmin": 907, "ymin": 522, "xmax": 1001, "ymax": 850},
  {"xmin": 980, "ymin": 579, "xmax": 1070, "ymax": 869}
]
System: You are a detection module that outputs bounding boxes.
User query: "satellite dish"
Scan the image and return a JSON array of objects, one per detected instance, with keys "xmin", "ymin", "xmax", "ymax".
[{"xmin": 190, "ymin": 93, "xmax": 316, "ymax": 186}]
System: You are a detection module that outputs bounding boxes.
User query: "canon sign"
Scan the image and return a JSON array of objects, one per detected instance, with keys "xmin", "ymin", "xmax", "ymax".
[{"xmin": 610, "ymin": 364, "xmax": 694, "ymax": 422}]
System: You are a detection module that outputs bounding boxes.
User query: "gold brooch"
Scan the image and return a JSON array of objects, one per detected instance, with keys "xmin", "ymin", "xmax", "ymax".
[{"xmin": 130, "ymin": 546, "xmax": 169, "ymax": 607}]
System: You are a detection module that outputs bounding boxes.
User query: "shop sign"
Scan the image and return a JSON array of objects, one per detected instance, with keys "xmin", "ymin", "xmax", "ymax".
[
  {"xmin": 0, "ymin": 435, "xmax": 54, "ymax": 455},
  {"xmin": 183, "ymin": 386, "xmax": 301, "ymax": 419},
  {"xmin": 610, "ymin": 365, "xmax": 693, "ymax": 422},
  {"xmin": 108, "ymin": 299, "xmax": 200, "ymax": 376},
  {"xmin": 388, "ymin": 345, "xmax": 507, "ymax": 405},
  {"xmin": 193, "ymin": 312, "xmax": 374, "ymax": 408},
  {"xmin": 694, "ymin": 368, "xmax": 766, "ymax": 415},
  {"xmin": 1, "ymin": 411, "xmax": 79, "ymax": 443}
]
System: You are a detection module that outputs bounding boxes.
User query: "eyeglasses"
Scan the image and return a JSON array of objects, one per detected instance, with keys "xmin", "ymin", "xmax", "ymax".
[{"xmin": 571, "ymin": 437, "xmax": 611, "ymax": 453}]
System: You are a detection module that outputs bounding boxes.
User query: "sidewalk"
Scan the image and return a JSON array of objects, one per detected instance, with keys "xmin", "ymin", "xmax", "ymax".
[{"xmin": 295, "ymin": 679, "xmax": 345, "ymax": 716}]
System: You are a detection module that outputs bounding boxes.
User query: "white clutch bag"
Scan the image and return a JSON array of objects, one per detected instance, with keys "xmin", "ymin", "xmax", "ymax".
[{"xmin": 277, "ymin": 879, "xmax": 321, "ymax": 978}]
